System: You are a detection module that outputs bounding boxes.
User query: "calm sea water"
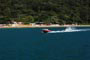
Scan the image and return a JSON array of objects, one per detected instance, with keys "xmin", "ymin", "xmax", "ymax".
[{"xmin": 0, "ymin": 27, "xmax": 90, "ymax": 60}]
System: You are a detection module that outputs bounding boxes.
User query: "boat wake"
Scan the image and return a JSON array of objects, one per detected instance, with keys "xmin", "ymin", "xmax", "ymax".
[{"xmin": 48, "ymin": 27, "xmax": 90, "ymax": 33}]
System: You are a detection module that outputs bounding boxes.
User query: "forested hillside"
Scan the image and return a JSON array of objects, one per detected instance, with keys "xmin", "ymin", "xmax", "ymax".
[{"xmin": 0, "ymin": 0, "xmax": 90, "ymax": 24}]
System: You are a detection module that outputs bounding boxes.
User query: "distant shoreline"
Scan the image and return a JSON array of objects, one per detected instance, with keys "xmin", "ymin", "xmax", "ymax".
[{"xmin": 0, "ymin": 25, "xmax": 90, "ymax": 28}]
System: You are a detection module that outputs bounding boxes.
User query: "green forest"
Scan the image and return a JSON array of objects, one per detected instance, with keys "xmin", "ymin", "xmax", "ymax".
[{"xmin": 0, "ymin": 0, "xmax": 90, "ymax": 24}]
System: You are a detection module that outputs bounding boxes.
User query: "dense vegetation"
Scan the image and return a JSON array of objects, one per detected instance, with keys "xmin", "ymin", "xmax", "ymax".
[{"xmin": 0, "ymin": 0, "xmax": 90, "ymax": 24}]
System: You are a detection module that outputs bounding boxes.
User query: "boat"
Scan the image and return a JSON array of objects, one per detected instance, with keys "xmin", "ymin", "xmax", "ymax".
[
  {"xmin": 42, "ymin": 27, "xmax": 81, "ymax": 33},
  {"xmin": 42, "ymin": 29, "xmax": 52, "ymax": 33}
]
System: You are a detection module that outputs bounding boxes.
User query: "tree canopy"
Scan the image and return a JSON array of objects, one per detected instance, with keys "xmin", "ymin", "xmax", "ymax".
[{"xmin": 0, "ymin": 0, "xmax": 90, "ymax": 24}]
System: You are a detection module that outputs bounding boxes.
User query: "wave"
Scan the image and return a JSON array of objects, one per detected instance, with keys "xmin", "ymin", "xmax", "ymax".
[{"xmin": 48, "ymin": 27, "xmax": 90, "ymax": 33}]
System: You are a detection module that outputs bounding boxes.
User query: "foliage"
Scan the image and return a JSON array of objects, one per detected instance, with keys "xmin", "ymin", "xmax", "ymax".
[{"xmin": 0, "ymin": 0, "xmax": 90, "ymax": 24}]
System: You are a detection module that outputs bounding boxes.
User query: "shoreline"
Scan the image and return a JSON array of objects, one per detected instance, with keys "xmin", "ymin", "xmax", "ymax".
[{"xmin": 1, "ymin": 25, "xmax": 90, "ymax": 28}]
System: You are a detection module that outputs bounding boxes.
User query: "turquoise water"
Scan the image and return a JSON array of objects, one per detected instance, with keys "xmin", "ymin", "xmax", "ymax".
[{"xmin": 0, "ymin": 27, "xmax": 90, "ymax": 60}]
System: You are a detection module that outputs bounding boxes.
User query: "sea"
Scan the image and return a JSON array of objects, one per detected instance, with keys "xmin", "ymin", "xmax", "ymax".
[{"xmin": 0, "ymin": 27, "xmax": 90, "ymax": 60}]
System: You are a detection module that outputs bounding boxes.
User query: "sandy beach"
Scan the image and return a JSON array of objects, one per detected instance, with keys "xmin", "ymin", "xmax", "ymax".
[{"xmin": 1, "ymin": 24, "xmax": 90, "ymax": 28}]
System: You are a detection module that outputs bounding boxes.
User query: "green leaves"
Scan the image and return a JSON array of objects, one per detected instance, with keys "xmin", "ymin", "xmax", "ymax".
[{"xmin": 0, "ymin": 0, "xmax": 90, "ymax": 24}]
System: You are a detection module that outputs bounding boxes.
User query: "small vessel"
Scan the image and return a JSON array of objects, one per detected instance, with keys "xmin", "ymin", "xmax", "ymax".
[
  {"xmin": 42, "ymin": 29, "xmax": 52, "ymax": 33},
  {"xmin": 42, "ymin": 27, "xmax": 80, "ymax": 33}
]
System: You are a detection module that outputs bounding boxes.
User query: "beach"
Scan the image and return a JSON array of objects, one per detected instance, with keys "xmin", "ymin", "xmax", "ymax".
[{"xmin": 1, "ymin": 24, "xmax": 90, "ymax": 28}]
